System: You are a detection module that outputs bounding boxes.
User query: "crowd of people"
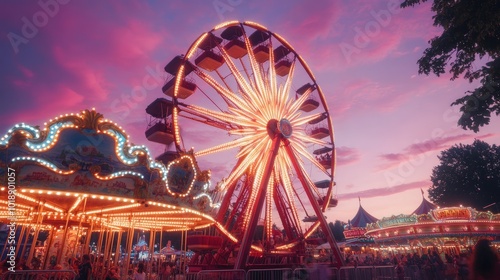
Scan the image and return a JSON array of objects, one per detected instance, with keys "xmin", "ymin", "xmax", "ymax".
[
  {"xmin": 2, "ymin": 239, "xmax": 498, "ymax": 279},
  {"xmin": 1, "ymin": 253, "xmax": 185, "ymax": 280},
  {"xmin": 342, "ymin": 238, "xmax": 499, "ymax": 280}
]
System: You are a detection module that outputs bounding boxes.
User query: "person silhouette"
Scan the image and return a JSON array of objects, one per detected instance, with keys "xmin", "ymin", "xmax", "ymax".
[{"xmin": 469, "ymin": 239, "xmax": 500, "ymax": 280}]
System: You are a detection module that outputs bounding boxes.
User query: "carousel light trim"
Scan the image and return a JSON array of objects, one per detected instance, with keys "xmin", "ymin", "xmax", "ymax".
[
  {"xmin": 110, "ymin": 216, "xmax": 202, "ymax": 221},
  {"xmin": 0, "ymin": 199, "xmax": 32, "ymax": 210},
  {"xmin": 118, "ymin": 220, "xmax": 196, "ymax": 226},
  {"xmin": 110, "ymin": 210, "xmax": 184, "ymax": 217},
  {"xmin": 93, "ymin": 170, "xmax": 145, "ymax": 180},
  {"xmin": 25, "ymin": 122, "xmax": 70, "ymax": 151},
  {"xmin": 16, "ymin": 192, "xmax": 63, "ymax": 212},
  {"xmin": 164, "ymin": 155, "xmax": 198, "ymax": 197},
  {"xmin": 214, "ymin": 221, "xmax": 238, "ymax": 243},
  {"xmin": 0, "ymin": 123, "xmax": 40, "ymax": 145},
  {"xmin": 83, "ymin": 203, "xmax": 142, "ymax": 215},
  {"xmin": 12, "ymin": 156, "xmax": 75, "ymax": 175},
  {"xmin": 68, "ymin": 196, "xmax": 83, "ymax": 213},
  {"xmin": 193, "ymin": 223, "xmax": 214, "ymax": 230}
]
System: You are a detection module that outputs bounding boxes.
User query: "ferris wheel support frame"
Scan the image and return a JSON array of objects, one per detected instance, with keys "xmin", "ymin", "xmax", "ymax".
[
  {"xmin": 234, "ymin": 135, "xmax": 281, "ymax": 269},
  {"xmin": 283, "ymin": 142, "xmax": 345, "ymax": 268}
]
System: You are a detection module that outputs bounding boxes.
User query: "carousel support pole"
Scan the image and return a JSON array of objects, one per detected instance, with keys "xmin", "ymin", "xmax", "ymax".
[
  {"xmin": 148, "ymin": 228, "xmax": 155, "ymax": 275},
  {"xmin": 124, "ymin": 216, "xmax": 134, "ymax": 274},
  {"xmin": 92, "ymin": 220, "xmax": 105, "ymax": 276},
  {"xmin": 107, "ymin": 230, "xmax": 115, "ymax": 265},
  {"xmin": 16, "ymin": 224, "xmax": 35, "ymax": 264},
  {"xmin": 103, "ymin": 228, "xmax": 112, "ymax": 268},
  {"xmin": 104, "ymin": 228, "xmax": 114, "ymax": 279},
  {"xmin": 27, "ymin": 203, "xmax": 45, "ymax": 267},
  {"xmin": 96, "ymin": 224, "xmax": 105, "ymax": 259},
  {"xmin": 159, "ymin": 229, "xmax": 163, "ymax": 258},
  {"xmin": 0, "ymin": 230, "xmax": 10, "ymax": 261},
  {"xmin": 15, "ymin": 224, "xmax": 27, "ymax": 260},
  {"xmin": 42, "ymin": 226, "xmax": 56, "ymax": 269},
  {"xmin": 84, "ymin": 219, "xmax": 95, "ymax": 255},
  {"xmin": 56, "ymin": 211, "xmax": 72, "ymax": 265},
  {"xmin": 72, "ymin": 196, "xmax": 87, "ymax": 260},
  {"xmin": 104, "ymin": 229, "xmax": 115, "ymax": 279},
  {"xmin": 114, "ymin": 230, "xmax": 122, "ymax": 266},
  {"xmin": 125, "ymin": 227, "xmax": 131, "ymax": 271},
  {"xmin": 183, "ymin": 229, "xmax": 188, "ymax": 276}
]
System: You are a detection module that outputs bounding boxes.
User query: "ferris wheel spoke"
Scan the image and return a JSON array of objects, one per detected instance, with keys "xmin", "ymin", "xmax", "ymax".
[
  {"xmin": 294, "ymin": 133, "xmax": 330, "ymax": 146},
  {"xmin": 216, "ymin": 38, "xmax": 257, "ymax": 101},
  {"xmin": 194, "ymin": 134, "xmax": 259, "ymax": 157},
  {"xmin": 288, "ymin": 86, "xmax": 314, "ymax": 114},
  {"xmin": 292, "ymin": 112, "xmax": 327, "ymax": 126},
  {"xmin": 181, "ymin": 104, "xmax": 237, "ymax": 126},
  {"xmin": 240, "ymin": 31, "xmax": 267, "ymax": 98},
  {"xmin": 220, "ymin": 139, "xmax": 269, "ymax": 193},
  {"xmin": 194, "ymin": 69, "xmax": 253, "ymax": 112},
  {"xmin": 290, "ymin": 140, "xmax": 330, "ymax": 175},
  {"xmin": 284, "ymin": 143, "xmax": 324, "ymax": 207},
  {"xmin": 277, "ymin": 169, "xmax": 303, "ymax": 237}
]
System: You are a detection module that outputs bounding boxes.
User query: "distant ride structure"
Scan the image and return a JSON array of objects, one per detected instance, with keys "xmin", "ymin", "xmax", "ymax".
[{"xmin": 145, "ymin": 21, "xmax": 343, "ymax": 269}]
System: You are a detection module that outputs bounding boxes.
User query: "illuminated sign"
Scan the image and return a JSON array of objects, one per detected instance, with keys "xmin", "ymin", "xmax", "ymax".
[
  {"xmin": 432, "ymin": 207, "xmax": 471, "ymax": 221},
  {"xmin": 344, "ymin": 228, "xmax": 366, "ymax": 238},
  {"xmin": 378, "ymin": 215, "xmax": 417, "ymax": 228}
]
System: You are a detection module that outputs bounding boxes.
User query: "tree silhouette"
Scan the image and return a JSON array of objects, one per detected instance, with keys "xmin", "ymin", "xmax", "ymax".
[
  {"xmin": 402, "ymin": 0, "xmax": 500, "ymax": 132},
  {"xmin": 329, "ymin": 221, "xmax": 346, "ymax": 242},
  {"xmin": 429, "ymin": 140, "xmax": 500, "ymax": 212}
]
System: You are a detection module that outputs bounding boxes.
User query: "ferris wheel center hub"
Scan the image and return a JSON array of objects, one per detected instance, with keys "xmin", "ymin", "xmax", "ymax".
[{"xmin": 267, "ymin": 118, "xmax": 293, "ymax": 138}]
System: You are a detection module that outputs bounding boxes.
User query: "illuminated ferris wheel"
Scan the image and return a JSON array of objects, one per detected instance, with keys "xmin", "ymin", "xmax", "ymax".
[{"xmin": 146, "ymin": 21, "xmax": 343, "ymax": 268}]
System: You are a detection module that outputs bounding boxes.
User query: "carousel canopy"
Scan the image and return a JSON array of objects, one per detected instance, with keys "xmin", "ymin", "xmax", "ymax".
[{"xmin": 0, "ymin": 109, "xmax": 221, "ymax": 232}]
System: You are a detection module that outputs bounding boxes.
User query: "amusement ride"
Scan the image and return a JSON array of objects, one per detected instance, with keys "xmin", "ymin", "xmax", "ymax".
[
  {"xmin": 0, "ymin": 21, "xmax": 344, "ymax": 272},
  {"xmin": 145, "ymin": 20, "xmax": 343, "ymax": 269}
]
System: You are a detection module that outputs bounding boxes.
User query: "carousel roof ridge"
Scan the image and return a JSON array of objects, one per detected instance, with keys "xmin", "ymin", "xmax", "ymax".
[
  {"xmin": 350, "ymin": 202, "xmax": 378, "ymax": 228},
  {"xmin": 412, "ymin": 190, "xmax": 438, "ymax": 215}
]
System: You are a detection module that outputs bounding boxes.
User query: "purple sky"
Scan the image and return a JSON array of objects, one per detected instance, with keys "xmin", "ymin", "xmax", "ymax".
[{"xmin": 1, "ymin": 0, "xmax": 498, "ymax": 223}]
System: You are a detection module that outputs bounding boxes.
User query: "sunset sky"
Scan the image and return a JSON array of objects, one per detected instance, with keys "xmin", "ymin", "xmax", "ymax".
[{"xmin": 1, "ymin": 0, "xmax": 498, "ymax": 223}]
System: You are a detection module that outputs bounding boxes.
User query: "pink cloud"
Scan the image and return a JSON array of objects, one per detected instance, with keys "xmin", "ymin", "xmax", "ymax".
[
  {"xmin": 296, "ymin": 0, "xmax": 440, "ymax": 69},
  {"xmin": 336, "ymin": 146, "xmax": 361, "ymax": 166},
  {"xmin": 331, "ymin": 79, "xmax": 407, "ymax": 118},
  {"xmin": 377, "ymin": 133, "xmax": 497, "ymax": 171},
  {"xmin": 338, "ymin": 179, "xmax": 430, "ymax": 200}
]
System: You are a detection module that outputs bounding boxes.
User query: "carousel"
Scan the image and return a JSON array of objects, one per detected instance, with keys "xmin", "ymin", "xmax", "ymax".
[
  {"xmin": 365, "ymin": 195, "xmax": 500, "ymax": 256},
  {"xmin": 0, "ymin": 109, "xmax": 220, "ymax": 271}
]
